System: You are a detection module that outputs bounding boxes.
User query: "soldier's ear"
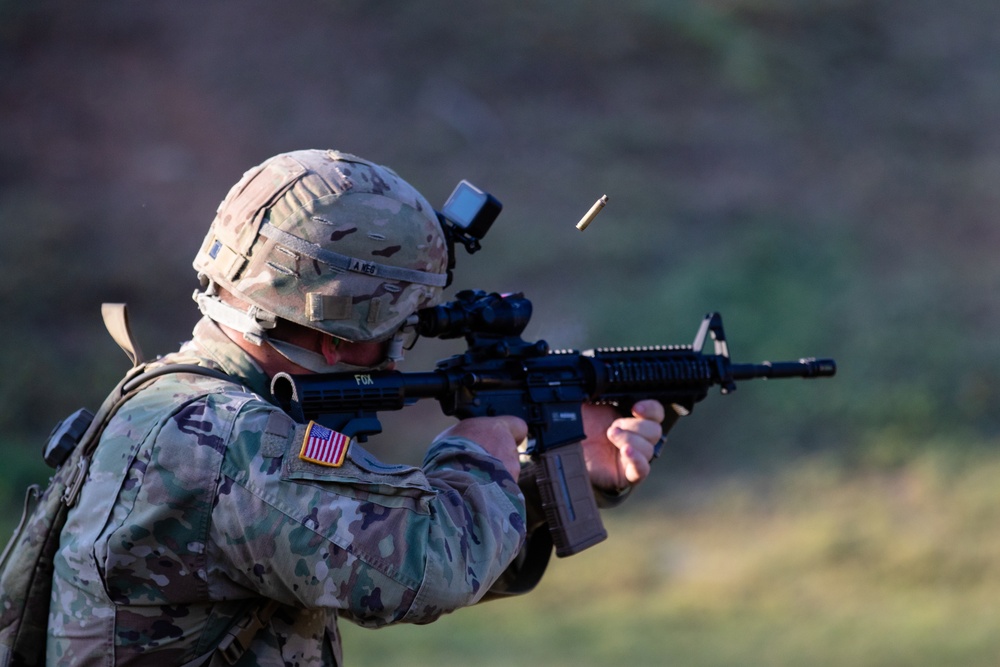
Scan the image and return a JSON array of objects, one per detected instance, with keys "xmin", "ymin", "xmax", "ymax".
[{"xmin": 319, "ymin": 335, "xmax": 342, "ymax": 365}]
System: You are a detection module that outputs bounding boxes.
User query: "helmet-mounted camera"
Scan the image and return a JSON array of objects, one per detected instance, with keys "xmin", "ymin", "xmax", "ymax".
[{"xmin": 437, "ymin": 180, "xmax": 501, "ymax": 283}]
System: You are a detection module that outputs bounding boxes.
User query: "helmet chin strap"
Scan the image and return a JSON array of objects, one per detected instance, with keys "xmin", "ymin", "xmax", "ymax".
[
  {"xmin": 263, "ymin": 314, "xmax": 412, "ymax": 374},
  {"xmin": 266, "ymin": 338, "xmax": 391, "ymax": 374},
  {"xmin": 193, "ymin": 282, "xmax": 276, "ymax": 346},
  {"xmin": 195, "ymin": 282, "xmax": 406, "ymax": 374}
]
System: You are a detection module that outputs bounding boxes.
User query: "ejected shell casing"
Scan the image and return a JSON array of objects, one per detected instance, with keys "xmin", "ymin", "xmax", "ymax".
[{"xmin": 576, "ymin": 195, "xmax": 608, "ymax": 231}]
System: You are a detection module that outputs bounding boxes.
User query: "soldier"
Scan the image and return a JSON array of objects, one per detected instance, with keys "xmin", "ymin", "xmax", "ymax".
[{"xmin": 47, "ymin": 150, "xmax": 664, "ymax": 665}]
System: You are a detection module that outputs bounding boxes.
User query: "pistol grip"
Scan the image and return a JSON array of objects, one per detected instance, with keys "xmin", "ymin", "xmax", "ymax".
[{"xmin": 536, "ymin": 442, "xmax": 607, "ymax": 557}]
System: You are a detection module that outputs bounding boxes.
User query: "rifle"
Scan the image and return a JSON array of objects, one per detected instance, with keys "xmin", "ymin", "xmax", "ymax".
[{"xmin": 271, "ymin": 289, "xmax": 836, "ymax": 558}]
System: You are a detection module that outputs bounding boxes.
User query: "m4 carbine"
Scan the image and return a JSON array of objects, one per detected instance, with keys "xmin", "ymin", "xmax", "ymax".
[{"xmin": 271, "ymin": 290, "xmax": 836, "ymax": 558}]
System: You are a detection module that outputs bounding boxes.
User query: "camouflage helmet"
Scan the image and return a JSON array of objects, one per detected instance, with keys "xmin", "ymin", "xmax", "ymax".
[{"xmin": 193, "ymin": 150, "xmax": 449, "ymax": 343}]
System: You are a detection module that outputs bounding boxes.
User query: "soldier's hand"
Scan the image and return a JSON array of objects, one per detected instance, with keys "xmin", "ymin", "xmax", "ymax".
[
  {"xmin": 580, "ymin": 400, "xmax": 664, "ymax": 493},
  {"xmin": 436, "ymin": 416, "xmax": 527, "ymax": 482}
]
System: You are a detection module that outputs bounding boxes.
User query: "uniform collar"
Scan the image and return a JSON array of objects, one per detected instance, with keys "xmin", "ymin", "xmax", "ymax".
[{"xmin": 178, "ymin": 317, "xmax": 274, "ymax": 398}]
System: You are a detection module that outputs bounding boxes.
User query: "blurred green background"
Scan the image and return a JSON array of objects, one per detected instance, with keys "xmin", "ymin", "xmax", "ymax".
[{"xmin": 2, "ymin": 0, "xmax": 999, "ymax": 664}]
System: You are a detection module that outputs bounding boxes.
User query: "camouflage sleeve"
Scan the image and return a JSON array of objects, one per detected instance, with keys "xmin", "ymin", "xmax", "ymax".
[{"xmin": 209, "ymin": 405, "xmax": 526, "ymax": 628}]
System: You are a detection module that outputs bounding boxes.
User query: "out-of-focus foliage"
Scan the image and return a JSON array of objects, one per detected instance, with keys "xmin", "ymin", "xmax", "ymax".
[{"xmin": 1, "ymin": 0, "xmax": 998, "ymax": 492}]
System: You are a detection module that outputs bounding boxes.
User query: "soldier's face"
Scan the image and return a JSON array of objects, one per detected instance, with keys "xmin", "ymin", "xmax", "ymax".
[{"xmin": 321, "ymin": 335, "xmax": 393, "ymax": 370}]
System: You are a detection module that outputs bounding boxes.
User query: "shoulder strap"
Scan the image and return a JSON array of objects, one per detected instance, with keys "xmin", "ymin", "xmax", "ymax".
[
  {"xmin": 101, "ymin": 303, "xmax": 146, "ymax": 367},
  {"xmin": 63, "ymin": 304, "xmax": 242, "ymax": 504},
  {"xmin": 64, "ymin": 363, "xmax": 239, "ymax": 508}
]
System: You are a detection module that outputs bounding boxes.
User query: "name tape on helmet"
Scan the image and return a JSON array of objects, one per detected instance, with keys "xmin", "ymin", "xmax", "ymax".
[{"xmin": 260, "ymin": 223, "xmax": 447, "ymax": 287}]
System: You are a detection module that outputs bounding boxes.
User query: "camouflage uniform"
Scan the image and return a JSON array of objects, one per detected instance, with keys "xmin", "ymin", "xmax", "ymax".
[{"xmin": 47, "ymin": 317, "xmax": 528, "ymax": 665}]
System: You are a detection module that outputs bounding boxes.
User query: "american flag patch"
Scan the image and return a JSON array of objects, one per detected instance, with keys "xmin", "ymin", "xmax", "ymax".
[{"xmin": 299, "ymin": 421, "xmax": 351, "ymax": 467}]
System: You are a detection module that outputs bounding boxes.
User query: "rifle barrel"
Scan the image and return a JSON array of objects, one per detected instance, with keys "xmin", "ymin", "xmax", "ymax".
[{"xmin": 730, "ymin": 358, "xmax": 837, "ymax": 380}]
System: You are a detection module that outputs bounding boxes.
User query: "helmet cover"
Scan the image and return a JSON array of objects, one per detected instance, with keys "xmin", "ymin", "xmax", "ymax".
[{"xmin": 193, "ymin": 149, "xmax": 449, "ymax": 342}]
